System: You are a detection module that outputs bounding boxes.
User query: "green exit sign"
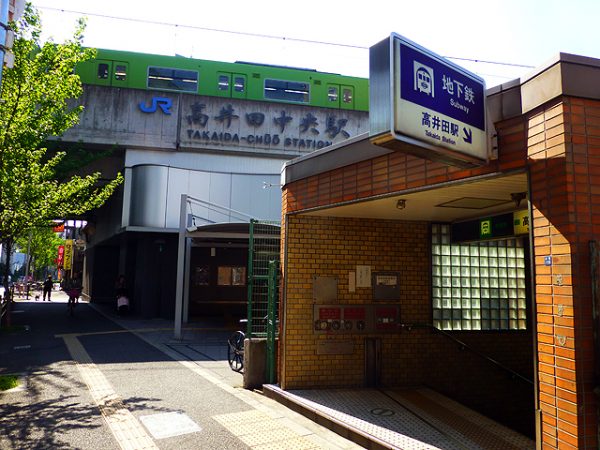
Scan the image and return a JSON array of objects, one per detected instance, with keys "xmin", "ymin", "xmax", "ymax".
[{"xmin": 480, "ymin": 219, "xmax": 492, "ymax": 239}]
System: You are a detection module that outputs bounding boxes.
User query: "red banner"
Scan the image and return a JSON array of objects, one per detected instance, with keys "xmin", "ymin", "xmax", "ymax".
[
  {"xmin": 57, "ymin": 245, "xmax": 65, "ymax": 267},
  {"xmin": 53, "ymin": 224, "xmax": 65, "ymax": 232}
]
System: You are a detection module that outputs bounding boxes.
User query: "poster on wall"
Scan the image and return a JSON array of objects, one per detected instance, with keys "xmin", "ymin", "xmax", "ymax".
[
  {"xmin": 218, "ymin": 266, "xmax": 232, "ymax": 285},
  {"xmin": 194, "ymin": 265, "xmax": 210, "ymax": 286},
  {"xmin": 218, "ymin": 266, "xmax": 247, "ymax": 286},
  {"xmin": 231, "ymin": 267, "xmax": 246, "ymax": 286},
  {"xmin": 356, "ymin": 265, "xmax": 372, "ymax": 288}
]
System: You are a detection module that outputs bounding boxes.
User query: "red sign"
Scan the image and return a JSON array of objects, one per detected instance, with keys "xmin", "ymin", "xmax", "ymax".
[
  {"xmin": 318, "ymin": 307, "xmax": 341, "ymax": 320},
  {"xmin": 344, "ymin": 307, "xmax": 366, "ymax": 320},
  {"xmin": 57, "ymin": 245, "xmax": 65, "ymax": 266},
  {"xmin": 53, "ymin": 224, "xmax": 65, "ymax": 232}
]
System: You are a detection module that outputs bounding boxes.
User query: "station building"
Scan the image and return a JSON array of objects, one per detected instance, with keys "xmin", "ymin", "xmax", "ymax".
[
  {"xmin": 57, "ymin": 42, "xmax": 600, "ymax": 448},
  {"xmin": 59, "ymin": 61, "xmax": 368, "ymax": 320},
  {"xmin": 278, "ymin": 51, "xmax": 600, "ymax": 448}
]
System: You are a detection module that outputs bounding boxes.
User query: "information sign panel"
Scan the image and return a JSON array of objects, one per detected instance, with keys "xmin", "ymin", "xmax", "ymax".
[{"xmin": 370, "ymin": 34, "xmax": 488, "ymax": 167}]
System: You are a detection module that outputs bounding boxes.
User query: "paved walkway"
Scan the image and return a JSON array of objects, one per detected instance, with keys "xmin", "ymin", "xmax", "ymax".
[
  {"xmin": 2, "ymin": 293, "xmax": 361, "ymax": 450},
  {"xmin": 3, "ymin": 292, "xmax": 535, "ymax": 449},
  {"xmin": 85, "ymin": 298, "xmax": 534, "ymax": 450}
]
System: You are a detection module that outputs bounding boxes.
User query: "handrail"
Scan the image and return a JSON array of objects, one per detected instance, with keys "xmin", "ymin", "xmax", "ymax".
[
  {"xmin": 400, "ymin": 322, "xmax": 534, "ymax": 386},
  {"xmin": 186, "ymin": 195, "xmax": 255, "ymax": 225}
]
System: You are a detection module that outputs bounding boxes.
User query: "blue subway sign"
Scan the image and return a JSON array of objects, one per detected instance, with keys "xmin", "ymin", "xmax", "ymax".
[{"xmin": 369, "ymin": 34, "xmax": 488, "ymax": 167}]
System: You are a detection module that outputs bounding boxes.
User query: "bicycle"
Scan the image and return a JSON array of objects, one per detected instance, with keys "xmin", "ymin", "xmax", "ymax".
[
  {"xmin": 227, "ymin": 319, "xmax": 247, "ymax": 373},
  {"xmin": 66, "ymin": 288, "xmax": 81, "ymax": 317}
]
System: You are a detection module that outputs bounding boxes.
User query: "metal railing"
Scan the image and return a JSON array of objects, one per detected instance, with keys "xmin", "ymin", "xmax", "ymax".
[{"xmin": 400, "ymin": 322, "xmax": 534, "ymax": 385}]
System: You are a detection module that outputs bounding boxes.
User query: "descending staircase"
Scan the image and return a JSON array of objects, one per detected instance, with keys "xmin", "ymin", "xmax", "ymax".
[{"xmin": 263, "ymin": 385, "xmax": 534, "ymax": 450}]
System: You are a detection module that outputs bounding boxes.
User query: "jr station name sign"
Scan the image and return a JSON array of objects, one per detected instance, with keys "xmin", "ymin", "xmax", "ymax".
[{"xmin": 369, "ymin": 34, "xmax": 487, "ymax": 167}]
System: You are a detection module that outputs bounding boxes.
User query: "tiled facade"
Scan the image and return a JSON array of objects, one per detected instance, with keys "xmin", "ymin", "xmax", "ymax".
[
  {"xmin": 280, "ymin": 55, "xmax": 600, "ymax": 448},
  {"xmin": 528, "ymin": 97, "xmax": 600, "ymax": 449},
  {"xmin": 281, "ymin": 216, "xmax": 430, "ymax": 387},
  {"xmin": 280, "ymin": 214, "xmax": 535, "ymax": 435}
]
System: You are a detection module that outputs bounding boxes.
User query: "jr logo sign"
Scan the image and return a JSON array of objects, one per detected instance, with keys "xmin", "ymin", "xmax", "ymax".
[{"xmin": 139, "ymin": 97, "xmax": 172, "ymax": 115}]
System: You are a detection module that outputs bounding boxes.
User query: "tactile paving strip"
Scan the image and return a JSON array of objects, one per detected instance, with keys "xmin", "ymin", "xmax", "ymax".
[
  {"xmin": 61, "ymin": 334, "xmax": 158, "ymax": 450},
  {"xmin": 213, "ymin": 410, "xmax": 321, "ymax": 449}
]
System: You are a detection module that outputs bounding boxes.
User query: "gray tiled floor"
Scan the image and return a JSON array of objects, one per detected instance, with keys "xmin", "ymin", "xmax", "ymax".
[{"xmin": 265, "ymin": 386, "xmax": 535, "ymax": 450}]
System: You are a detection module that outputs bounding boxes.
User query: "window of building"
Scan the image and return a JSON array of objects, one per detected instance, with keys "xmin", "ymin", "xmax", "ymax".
[
  {"xmin": 97, "ymin": 63, "xmax": 109, "ymax": 79},
  {"xmin": 431, "ymin": 224, "xmax": 527, "ymax": 331},
  {"xmin": 115, "ymin": 64, "xmax": 127, "ymax": 81},
  {"xmin": 264, "ymin": 79, "xmax": 309, "ymax": 103},
  {"xmin": 147, "ymin": 67, "xmax": 198, "ymax": 92}
]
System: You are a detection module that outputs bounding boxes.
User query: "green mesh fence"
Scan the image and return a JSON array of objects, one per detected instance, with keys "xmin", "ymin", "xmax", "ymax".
[{"xmin": 247, "ymin": 219, "xmax": 280, "ymax": 338}]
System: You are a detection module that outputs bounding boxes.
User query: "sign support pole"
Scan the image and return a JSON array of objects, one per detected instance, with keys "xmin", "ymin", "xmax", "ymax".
[{"xmin": 174, "ymin": 194, "xmax": 187, "ymax": 340}]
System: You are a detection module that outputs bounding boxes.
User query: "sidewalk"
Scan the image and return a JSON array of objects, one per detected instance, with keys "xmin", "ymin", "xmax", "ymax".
[
  {"xmin": 3, "ymin": 296, "xmax": 362, "ymax": 450},
  {"xmin": 85, "ymin": 300, "xmax": 535, "ymax": 450}
]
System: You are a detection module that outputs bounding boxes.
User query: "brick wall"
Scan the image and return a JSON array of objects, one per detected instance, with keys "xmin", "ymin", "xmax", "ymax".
[
  {"xmin": 528, "ymin": 98, "xmax": 600, "ymax": 449},
  {"xmin": 280, "ymin": 215, "xmax": 431, "ymax": 388},
  {"xmin": 279, "ymin": 94, "xmax": 600, "ymax": 444},
  {"xmin": 280, "ymin": 214, "xmax": 535, "ymax": 435}
]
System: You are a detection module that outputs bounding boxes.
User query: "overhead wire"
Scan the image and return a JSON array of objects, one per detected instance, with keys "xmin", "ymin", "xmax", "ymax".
[{"xmin": 37, "ymin": 6, "xmax": 535, "ymax": 72}]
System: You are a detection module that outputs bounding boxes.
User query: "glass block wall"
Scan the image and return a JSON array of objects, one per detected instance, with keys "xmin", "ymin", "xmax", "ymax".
[{"xmin": 431, "ymin": 224, "xmax": 528, "ymax": 331}]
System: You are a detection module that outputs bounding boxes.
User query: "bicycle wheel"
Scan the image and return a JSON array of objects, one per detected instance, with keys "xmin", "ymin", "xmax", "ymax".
[{"xmin": 227, "ymin": 331, "xmax": 245, "ymax": 372}]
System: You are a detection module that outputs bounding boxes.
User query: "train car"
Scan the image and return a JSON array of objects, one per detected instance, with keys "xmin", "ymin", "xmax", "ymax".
[{"xmin": 76, "ymin": 48, "xmax": 369, "ymax": 112}]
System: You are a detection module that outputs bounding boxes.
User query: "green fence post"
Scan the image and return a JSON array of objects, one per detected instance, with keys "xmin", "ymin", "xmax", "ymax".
[
  {"xmin": 266, "ymin": 260, "xmax": 278, "ymax": 384},
  {"xmin": 247, "ymin": 219, "xmax": 256, "ymax": 338}
]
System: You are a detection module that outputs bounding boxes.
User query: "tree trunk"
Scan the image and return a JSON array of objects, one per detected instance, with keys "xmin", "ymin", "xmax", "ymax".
[{"xmin": 2, "ymin": 238, "xmax": 12, "ymax": 295}]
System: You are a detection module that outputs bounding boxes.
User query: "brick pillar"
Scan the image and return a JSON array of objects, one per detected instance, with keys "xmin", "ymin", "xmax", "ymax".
[{"xmin": 528, "ymin": 98, "xmax": 599, "ymax": 449}]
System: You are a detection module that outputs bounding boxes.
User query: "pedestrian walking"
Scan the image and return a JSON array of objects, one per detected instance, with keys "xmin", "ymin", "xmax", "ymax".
[{"xmin": 42, "ymin": 275, "xmax": 53, "ymax": 301}]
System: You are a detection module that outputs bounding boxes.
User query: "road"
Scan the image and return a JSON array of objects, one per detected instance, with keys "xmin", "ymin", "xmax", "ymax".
[{"xmin": 0, "ymin": 292, "xmax": 361, "ymax": 449}]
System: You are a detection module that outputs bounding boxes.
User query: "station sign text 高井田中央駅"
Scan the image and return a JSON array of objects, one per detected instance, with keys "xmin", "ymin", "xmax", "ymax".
[{"xmin": 369, "ymin": 34, "xmax": 487, "ymax": 167}]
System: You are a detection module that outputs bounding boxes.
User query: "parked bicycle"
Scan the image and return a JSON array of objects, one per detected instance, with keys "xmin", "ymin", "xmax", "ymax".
[{"xmin": 227, "ymin": 319, "xmax": 247, "ymax": 373}]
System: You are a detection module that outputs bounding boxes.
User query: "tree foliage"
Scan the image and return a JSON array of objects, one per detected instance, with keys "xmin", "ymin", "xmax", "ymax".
[
  {"xmin": 15, "ymin": 226, "xmax": 64, "ymax": 278},
  {"xmin": 0, "ymin": 4, "xmax": 123, "ymax": 245}
]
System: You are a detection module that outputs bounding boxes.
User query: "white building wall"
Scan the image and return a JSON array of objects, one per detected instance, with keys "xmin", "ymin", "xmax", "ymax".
[{"xmin": 125, "ymin": 150, "xmax": 283, "ymax": 229}]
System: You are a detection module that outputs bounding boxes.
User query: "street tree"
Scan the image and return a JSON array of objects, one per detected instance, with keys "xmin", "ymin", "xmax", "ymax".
[
  {"xmin": 0, "ymin": 4, "xmax": 123, "ymax": 292},
  {"xmin": 15, "ymin": 226, "xmax": 64, "ymax": 280}
]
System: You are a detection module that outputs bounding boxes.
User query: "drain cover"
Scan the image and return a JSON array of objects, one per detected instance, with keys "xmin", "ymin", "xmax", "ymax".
[
  {"xmin": 139, "ymin": 412, "xmax": 201, "ymax": 439},
  {"xmin": 370, "ymin": 408, "xmax": 395, "ymax": 417}
]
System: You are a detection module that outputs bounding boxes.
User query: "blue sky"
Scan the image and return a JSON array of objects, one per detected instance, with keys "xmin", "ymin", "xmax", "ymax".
[{"xmin": 30, "ymin": 0, "xmax": 600, "ymax": 88}]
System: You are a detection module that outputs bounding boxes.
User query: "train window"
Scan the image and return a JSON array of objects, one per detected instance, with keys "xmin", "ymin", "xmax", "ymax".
[
  {"xmin": 97, "ymin": 63, "xmax": 109, "ymax": 79},
  {"xmin": 147, "ymin": 66, "xmax": 198, "ymax": 92},
  {"xmin": 328, "ymin": 87, "xmax": 338, "ymax": 103},
  {"xmin": 218, "ymin": 75, "xmax": 229, "ymax": 91},
  {"xmin": 342, "ymin": 88, "xmax": 353, "ymax": 104},
  {"xmin": 115, "ymin": 64, "xmax": 127, "ymax": 81},
  {"xmin": 264, "ymin": 79, "xmax": 309, "ymax": 103},
  {"xmin": 234, "ymin": 76, "xmax": 245, "ymax": 93}
]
